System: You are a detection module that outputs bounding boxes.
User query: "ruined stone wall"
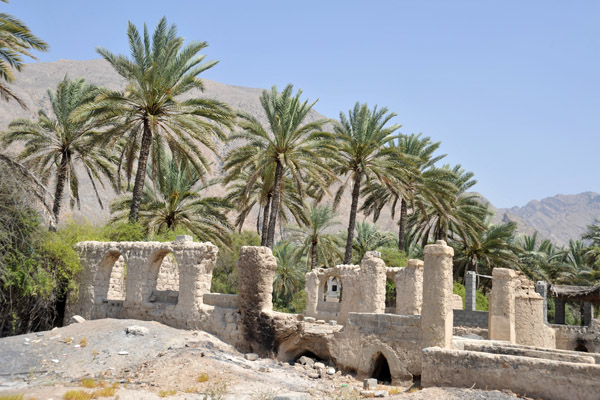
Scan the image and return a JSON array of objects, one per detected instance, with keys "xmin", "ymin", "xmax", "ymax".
[
  {"xmin": 65, "ymin": 237, "xmax": 244, "ymax": 344},
  {"xmin": 554, "ymin": 319, "xmax": 600, "ymax": 353},
  {"xmin": 422, "ymin": 347, "xmax": 600, "ymax": 400},
  {"xmin": 394, "ymin": 259, "xmax": 423, "ymax": 315},
  {"xmin": 331, "ymin": 313, "xmax": 422, "ymax": 384},
  {"xmin": 453, "ymin": 310, "xmax": 488, "ymax": 329},
  {"xmin": 304, "ymin": 252, "xmax": 386, "ymax": 324}
]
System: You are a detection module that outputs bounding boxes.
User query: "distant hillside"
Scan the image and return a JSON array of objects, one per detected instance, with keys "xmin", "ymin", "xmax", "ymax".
[
  {"xmin": 1, "ymin": 59, "xmax": 598, "ymax": 246},
  {"xmin": 487, "ymin": 192, "xmax": 600, "ymax": 246}
]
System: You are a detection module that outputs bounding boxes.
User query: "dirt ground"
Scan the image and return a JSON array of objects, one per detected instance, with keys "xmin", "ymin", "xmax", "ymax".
[{"xmin": 0, "ymin": 319, "xmax": 531, "ymax": 399}]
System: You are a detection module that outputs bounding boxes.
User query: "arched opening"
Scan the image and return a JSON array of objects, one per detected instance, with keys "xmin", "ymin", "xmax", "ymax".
[
  {"xmin": 148, "ymin": 251, "xmax": 179, "ymax": 305},
  {"xmin": 323, "ymin": 276, "xmax": 342, "ymax": 303},
  {"xmin": 293, "ymin": 350, "xmax": 326, "ymax": 364},
  {"xmin": 575, "ymin": 343, "xmax": 589, "ymax": 352},
  {"xmin": 372, "ymin": 353, "xmax": 392, "ymax": 384},
  {"xmin": 385, "ymin": 277, "xmax": 396, "ymax": 312},
  {"xmin": 94, "ymin": 251, "xmax": 127, "ymax": 303}
]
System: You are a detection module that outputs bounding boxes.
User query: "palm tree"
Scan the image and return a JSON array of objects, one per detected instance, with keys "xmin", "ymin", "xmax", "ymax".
[
  {"xmin": 452, "ymin": 222, "xmax": 521, "ymax": 284},
  {"xmin": 360, "ymin": 133, "xmax": 455, "ymax": 249},
  {"xmin": 2, "ymin": 77, "xmax": 116, "ymax": 226},
  {"xmin": 0, "ymin": 2, "xmax": 48, "ymax": 107},
  {"xmin": 226, "ymin": 166, "xmax": 308, "ymax": 245},
  {"xmin": 351, "ymin": 220, "xmax": 396, "ymax": 263},
  {"xmin": 333, "ymin": 102, "xmax": 403, "ymax": 263},
  {"xmin": 273, "ymin": 240, "xmax": 306, "ymax": 308},
  {"xmin": 110, "ymin": 154, "xmax": 232, "ymax": 248},
  {"xmin": 409, "ymin": 164, "xmax": 488, "ymax": 246},
  {"xmin": 224, "ymin": 84, "xmax": 334, "ymax": 248},
  {"xmin": 89, "ymin": 17, "xmax": 233, "ymax": 222},
  {"xmin": 288, "ymin": 204, "xmax": 343, "ymax": 269}
]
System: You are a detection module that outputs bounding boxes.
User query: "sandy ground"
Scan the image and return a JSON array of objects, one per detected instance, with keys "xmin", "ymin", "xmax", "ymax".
[{"xmin": 0, "ymin": 319, "xmax": 530, "ymax": 399}]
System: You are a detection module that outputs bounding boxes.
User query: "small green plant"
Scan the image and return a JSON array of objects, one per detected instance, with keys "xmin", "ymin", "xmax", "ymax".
[
  {"xmin": 62, "ymin": 390, "xmax": 93, "ymax": 400},
  {"xmin": 158, "ymin": 389, "xmax": 177, "ymax": 397},
  {"xmin": 196, "ymin": 372, "xmax": 209, "ymax": 382},
  {"xmin": 94, "ymin": 386, "xmax": 117, "ymax": 397},
  {"xmin": 81, "ymin": 378, "xmax": 97, "ymax": 388},
  {"xmin": 251, "ymin": 389, "xmax": 276, "ymax": 400},
  {"xmin": 0, "ymin": 394, "xmax": 25, "ymax": 400},
  {"xmin": 205, "ymin": 380, "xmax": 228, "ymax": 400}
]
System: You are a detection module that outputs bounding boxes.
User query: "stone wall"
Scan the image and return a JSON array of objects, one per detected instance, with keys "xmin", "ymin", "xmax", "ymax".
[
  {"xmin": 304, "ymin": 252, "xmax": 386, "ymax": 324},
  {"xmin": 331, "ymin": 313, "xmax": 422, "ymax": 384},
  {"xmin": 65, "ymin": 237, "xmax": 243, "ymax": 344},
  {"xmin": 554, "ymin": 319, "xmax": 600, "ymax": 353},
  {"xmin": 422, "ymin": 347, "xmax": 600, "ymax": 400},
  {"xmin": 453, "ymin": 310, "xmax": 488, "ymax": 329},
  {"xmin": 394, "ymin": 259, "xmax": 423, "ymax": 315}
]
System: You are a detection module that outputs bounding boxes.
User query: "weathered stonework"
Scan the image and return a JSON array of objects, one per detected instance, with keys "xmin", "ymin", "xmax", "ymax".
[
  {"xmin": 394, "ymin": 259, "xmax": 423, "ymax": 315},
  {"xmin": 421, "ymin": 240, "xmax": 454, "ymax": 349}
]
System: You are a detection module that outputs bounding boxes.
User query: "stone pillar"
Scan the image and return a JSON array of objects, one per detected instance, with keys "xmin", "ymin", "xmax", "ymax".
[
  {"xmin": 356, "ymin": 251, "xmax": 387, "ymax": 314},
  {"xmin": 584, "ymin": 302, "xmax": 594, "ymax": 326},
  {"xmin": 237, "ymin": 246, "xmax": 279, "ymax": 354},
  {"xmin": 174, "ymin": 243, "xmax": 218, "ymax": 310},
  {"xmin": 488, "ymin": 268, "xmax": 517, "ymax": 343},
  {"xmin": 395, "ymin": 259, "xmax": 424, "ymax": 315},
  {"xmin": 237, "ymin": 246, "xmax": 277, "ymax": 313},
  {"xmin": 421, "ymin": 240, "xmax": 454, "ymax": 349},
  {"xmin": 555, "ymin": 298, "xmax": 566, "ymax": 325},
  {"xmin": 535, "ymin": 281, "xmax": 548, "ymax": 322},
  {"xmin": 465, "ymin": 271, "xmax": 477, "ymax": 311},
  {"xmin": 303, "ymin": 271, "xmax": 319, "ymax": 318}
]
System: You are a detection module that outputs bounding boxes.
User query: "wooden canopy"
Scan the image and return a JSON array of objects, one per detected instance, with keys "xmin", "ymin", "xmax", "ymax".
[{"xmin": 550, "ymin": 284, "xmax": 600, "ymax": 304}]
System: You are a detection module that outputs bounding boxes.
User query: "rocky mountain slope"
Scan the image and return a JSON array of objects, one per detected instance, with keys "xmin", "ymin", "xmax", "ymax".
[{"xmin": 1, "ymin": 59, "xmax": 598, "ymax": 246}]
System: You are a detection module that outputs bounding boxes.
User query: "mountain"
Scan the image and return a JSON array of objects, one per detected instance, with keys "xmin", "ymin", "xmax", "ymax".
[
  {"xmin": 488, "ymin": 192, "xmax": 600, "ymax": 246},
  {"xmin": 1, "ymin": 59, "xmax": 598, "ymax": 246}
]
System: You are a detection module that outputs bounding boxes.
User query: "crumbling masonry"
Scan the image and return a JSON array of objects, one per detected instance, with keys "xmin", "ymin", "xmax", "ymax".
[{"xmin": 67, "ymin": 237, "xmax": 600, "ymax": 400}]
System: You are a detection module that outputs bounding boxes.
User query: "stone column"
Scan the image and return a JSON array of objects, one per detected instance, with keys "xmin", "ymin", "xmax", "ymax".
[
  {"xmin": 488, "ymin": 268, "xmax": 517, "ymax": 343},
  {"xmin": 465, "ymin": 271, "xmax": 476, "ymax": 311},
  {"xmin": 357, "ymin": 251, "xmax": 387, "ymax": 314},
  {"xmin": 535, "ymin": 281, "xmax": 548, "ymax": 322},
  {"xmin": 237, "ymin": 246, "xmax": 279, "ymax": 354},
  {"xmin": 238, "ymin": 246, "xmax": 277, "ymax": 313},
  {"xmin": 584, "ymin": 302, "xmax": 594, "ymax": 326},
  {"xmin": 395, "ymin": 259, "xmax": 424, "ymax": 315},
  {"xmin": 303, "ymin": 271, "xmax": 319, "ymax": 318},
  {"xmin": 555, "ymin": 298, "xmax": 566, "ymax": 325},
  {"xmin": 421, "ymin": 240, "xmax": 454, "ymax": 349}
]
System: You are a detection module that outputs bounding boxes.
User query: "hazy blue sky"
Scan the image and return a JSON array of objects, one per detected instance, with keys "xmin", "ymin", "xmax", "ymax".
[{"xmin": 7, "ymin": 1, "xmax": 600, "ymax": 208}]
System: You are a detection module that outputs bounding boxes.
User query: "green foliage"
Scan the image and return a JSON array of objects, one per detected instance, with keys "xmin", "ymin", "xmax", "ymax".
[
  {"xmin": 453, "ymin": 281, "xmax": 489, "ymax": 311},
  {"xmin": 211, "ymin": 231, "xmax": 261, "ymax": 294},
  {"xmin": 377, "ymin": 245, "xmax": 407, "ymax": 268},
  {"xmin": 273, "ymin": 241, "xmax": 306, "ymax": 312},
  {"xmin": 385, "ymin": 278, "xmax": 396, "ymax": 308}
]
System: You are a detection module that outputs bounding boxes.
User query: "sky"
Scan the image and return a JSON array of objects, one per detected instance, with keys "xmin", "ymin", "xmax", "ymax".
[{"xmin": 6, "ymin": 0, "xmax": 600, "ymax": 208}]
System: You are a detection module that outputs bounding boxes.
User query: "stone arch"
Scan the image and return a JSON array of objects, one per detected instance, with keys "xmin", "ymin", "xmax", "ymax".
[
  {"xmin": 94, "ymin": 249, "xmax": 127, "ymax": 303},
  {"xmin": 147, "ymin": 248, "xmax": 180, "ymax": 305},
  {"xmin": 317, "ymin": 274, "xmax": 343, "ymax": 314},
  {"xmin": 361, "ymin": 345, "xmax": 408, "ymax": 384},
  {"xmin": 371, "ymin": 352, "xmax": 392, "ymax": 383}
]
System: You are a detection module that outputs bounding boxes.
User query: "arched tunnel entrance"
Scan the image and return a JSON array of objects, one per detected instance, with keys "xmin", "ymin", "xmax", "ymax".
[
  {"xmin": 294, "ymin": 350, "xmax": 326, "ymax": 364},
  {"xmin": 372, "ymin": 353, "xmax": 392, "ymax": 384}
]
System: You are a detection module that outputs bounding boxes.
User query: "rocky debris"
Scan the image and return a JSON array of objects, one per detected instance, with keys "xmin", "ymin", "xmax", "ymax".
[
  {"xmin": 316, "ymin": 319, "xmax": 326, "ymax": 324},
  {"xmin": 125, "ymin": 325, "xmax": 149, "ymax": 336},
  {"xmin": 304, "ymin": 317, "xmax": 316, "ymax": 323},
  {"xmin": 118, "ymin": 350, "xmax": 129, "ymax": 355},
  {"xmin": 364, "ymin": 378, "xmax": 378, "ymax": 389},
  {"xmin": 314, "ymin": 362, "xmax": 326, "ymax": 370},
  {"xmin": 68, "ymin": 315, "xmax": 86, "ymax": 324},
  {"xmin": 245, "ymin": 352, "xmax": 259, "ymax": 361},
  {"xmin": 274, "ymin": 393, "xmax": 311, "ymax": 400},
  {"xmin": 375, "ymin": 390, "xmax": 389, "ymax": 397},
  {"xmin": 298, "ymin": 356, "xmax": 314, "ymax": 368},
  {"xmin": 326, "ymin": 367, "xmax": 336, "ymax": 375},
  {"xmin": 328, "ymin": 320, "xmax": 337, "ymax": 326}
]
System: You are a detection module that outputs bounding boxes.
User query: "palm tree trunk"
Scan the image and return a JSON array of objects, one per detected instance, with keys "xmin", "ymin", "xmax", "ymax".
[
  {"xmin": 51, "ymin": 151, "xmax": 69, "ymax": 230},
  {"xmin": 261, "ymin": 193, "xmax": 271, "ymax": 246},
  {"xmin": 256, "ymin": 205, "xmax": 261, "ymax": 234},
  {"xmin": 344, "ymin": 171, "xmax": 362, "ymax": 264},
  {"xmin": 129, "ymin": 118, "xmax": 152, "ymax": 223},
  {"xmin": 266, "ymin": 161, "xmax": 284, "ymax": 248},
  {"xmin": 311, "ymin": 239, "xmax": 317, "ymax": 270},
  {"xmin": 398, "ymin": 198, "xmax": 407, "ymax": 250}
]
